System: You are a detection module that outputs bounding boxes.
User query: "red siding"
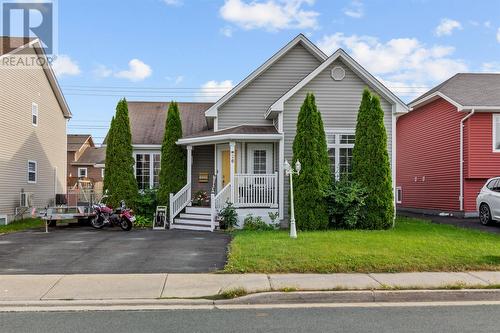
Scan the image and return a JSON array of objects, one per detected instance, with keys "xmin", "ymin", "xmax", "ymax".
[
  {"xmin": 463, "ymin": 112, "xmax": 500, "ymax": 213},
  {"xmin": 397, "ymin": 98, "xmax": 462, "ymax": 211}
]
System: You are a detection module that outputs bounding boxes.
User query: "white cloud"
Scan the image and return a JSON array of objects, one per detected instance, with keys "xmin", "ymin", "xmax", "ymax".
[
  {"xmin": 497, "ymin": 28, "xmax": 500, "ymax": 43},
  {"xmin": 51, "ymin": 55, "xmax": 81, "ymax": 77},
  {"xmin": 115, "ymin": 59, "xmax": 152, "ymax": 82},
  {"xmin": 317, "ymin": 33, "xmax": 468, "ymax": 99},
  {"xmin": 198, "ymin": 80, "xmax": 234, "ymax": 102},
  {"xmin": 220, "ymin": 26, "xmax": 233, "ymax": 37},
  {"xmin": 435, "ymin": 18, "xmax": 462, "ymax": 36},
  {"xmin": 482, "ymin": 62, "xmax": 500, "ymax": 73},
  {"xmin": 92, "ymin": 64, "xmax": 112, "ymax": 78},
  {"xmin": 163, "ymin": 0, "xmax": 182, "ymax": 6},
  {"xmin": 484, "ymin": 21, "xmax": 492, "ymax": 28},
  {"xmin": 219, "ymin": 0, "xmax": 319, "ymax": 31},
  {"xmin": 344, "ymin": 0, "xmax": 363, "ymax": 19}
]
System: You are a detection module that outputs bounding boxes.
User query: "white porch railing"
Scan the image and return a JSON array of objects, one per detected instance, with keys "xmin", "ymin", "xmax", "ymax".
[
  {"xmin": 169, "ymin": 183, "xmax": 191, "ymax": 225},
  {"xmin": 234, "ymin": 173, "xmax": 278, "ymax": 208},
  {"xmin": 210, "ymin": 183, "xmax": 232, "ymax": 231}
]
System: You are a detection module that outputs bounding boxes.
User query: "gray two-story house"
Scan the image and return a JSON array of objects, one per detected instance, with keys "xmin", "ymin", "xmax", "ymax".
[{"xmin": 128, "ymin": 34, "xmax": 408, "ymax": 231}]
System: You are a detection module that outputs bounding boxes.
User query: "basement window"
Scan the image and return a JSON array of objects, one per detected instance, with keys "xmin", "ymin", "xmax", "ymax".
[{"xmin": 494, "ymin": 114, "xmax": 500, "ymax": 152}]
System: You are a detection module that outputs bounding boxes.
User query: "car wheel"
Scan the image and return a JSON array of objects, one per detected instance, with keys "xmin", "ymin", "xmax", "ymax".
[{"xmin": 479, "ymin": 204, "xmax": 493, "ymax": 226}]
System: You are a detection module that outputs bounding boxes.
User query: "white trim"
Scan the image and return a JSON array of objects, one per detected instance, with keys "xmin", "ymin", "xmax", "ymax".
[
  {"xmin": 396, "ymin": 186, "xmax": 402, "ymax": 204},
  {"xmin": 278, "ymin": 136, "xmax": 285, "ymax": 220},
  {"xmin": 268, "ymin": 49, "xmax": 409, "ymax": 117},
  {"xmin": 27, "ymin": 160, "xmax": 37, "ymax": 184},
  {"xmin": 134, "ymin": 152, "xmax": 161, "ymax": 189},
  {"xmin": 326, "ymin": 129, "xmax": 356, "ymax": 180},
  {"xmin": 101, "ymin": 168, "xmax": 105, "ymax": 179},
  {"xmin": 78, "ymin": 167, "xmax": 88, "ymax": 178},
  {"xmin": 493, "ymin": 114, "xmax": 500, "ymax": 153},
  {"xmin": 205, "ymin": 34, "xmax": 327, "ymax": 118},
  {"xmin": 409, "ymin": 91, "xmax": 463, "ymax": 111},
  {"xmin": 459, "ymin": 109, "xmax": 476, "ymax": 211},
  {"xmin": 133, "ymin": 144, "xmax": 162, "ymax": 150},
  {"xmin": 392, "ymin": 110, "xmax": 397, "ymax": 221},
  {"xmin": 177, "ymin": 133, "xmax": 282, "ymax": 146},
  {"xmin": 31, "ymin": 102, "xmax": 39, "ymax": 126}
]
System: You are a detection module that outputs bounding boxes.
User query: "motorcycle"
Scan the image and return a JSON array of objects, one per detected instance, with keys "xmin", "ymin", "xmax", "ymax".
[{"xmin": 90, "ymin": 193, "xmax": 135, "ymax": 231}]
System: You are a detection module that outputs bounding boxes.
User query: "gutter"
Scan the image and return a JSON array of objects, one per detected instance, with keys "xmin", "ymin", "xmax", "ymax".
[{"xmin": 459, "ymin": 109, "xmax": 475, "ymax": 211}]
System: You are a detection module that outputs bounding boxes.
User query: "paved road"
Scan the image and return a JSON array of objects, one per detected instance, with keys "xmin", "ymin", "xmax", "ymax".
[
  {"xmin": 399, "ymin": 211, "xmax": 500, "ymax": 234},
  {"xmin": 0, "ymin": 226, "xmax": 230, "ymax": 274},
  {"xmin": 1, "ymin": 304, "xmax": 499, "ymax": 332}
]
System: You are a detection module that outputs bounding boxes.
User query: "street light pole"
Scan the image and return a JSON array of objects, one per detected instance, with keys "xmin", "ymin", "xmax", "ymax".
[{"xmin": 284, "ymin": 160, "xmax": 301, "ymax": 239}]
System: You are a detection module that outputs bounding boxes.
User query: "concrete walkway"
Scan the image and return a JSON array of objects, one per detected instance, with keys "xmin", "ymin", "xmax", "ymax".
[{"xmin": 2, "ymin": 272, "xmax": 500, "ymax": 301}]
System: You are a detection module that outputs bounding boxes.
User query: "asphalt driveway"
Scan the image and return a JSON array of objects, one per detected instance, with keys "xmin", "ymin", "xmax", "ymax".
[{"xmin": 0, "ymin": 226, "xmax": 231, "ymax": 274}]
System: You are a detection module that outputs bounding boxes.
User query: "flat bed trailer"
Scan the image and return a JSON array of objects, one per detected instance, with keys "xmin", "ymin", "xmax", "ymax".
[{"xmin": 36, "ymin": 206, "xmax": 96, "ymax": 232}]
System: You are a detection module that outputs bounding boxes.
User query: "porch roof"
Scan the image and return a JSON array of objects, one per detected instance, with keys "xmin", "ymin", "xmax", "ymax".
[{"xmin": 177, "ymin": 125, "xmax": 281, "ymax": 146}]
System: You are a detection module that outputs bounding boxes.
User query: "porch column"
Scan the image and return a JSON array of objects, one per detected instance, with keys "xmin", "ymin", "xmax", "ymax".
[
  {"xmin": 279, "ymin": 137, "xmax": 285, "ymax": 220},
  {"xmin": 229, "ymin": 141, "xmax": 236, "ymax": 203},
  {"xmin": 187, "ymin": 145, "xmax": 193, "ymax": 204}
]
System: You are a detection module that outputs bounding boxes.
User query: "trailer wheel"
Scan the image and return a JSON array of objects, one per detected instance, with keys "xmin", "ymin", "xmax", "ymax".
[{"xmin": 47, "ymin": 220, "xmax": 56, "ymax": 227}]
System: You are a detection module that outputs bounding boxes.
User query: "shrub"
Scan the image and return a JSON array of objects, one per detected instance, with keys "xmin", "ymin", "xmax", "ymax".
[
  {"xmin": 134, "ymin": 215, "xmax": 152, "ymax": 228},
  {"xmin": 158, "ymin": 102, "xmax": 186, "ymax": 206},
  {"xmin": 192, "ymin": 190, "xmax": 209, "ymax": 206},
  {"xmin": 243, "ymin": 214, "xmax": 275, "ymax": 231},
  {"xmin": 135, "ymin": 189, "xmax": 158, "ymax": 219},
  {"xmin": 352, "ymin": 89, "xmax": 394, "ymax": 229},
  {"xmin": 219, "ymin": 201, "xmax": 238, "ymax": 230},
  {"xmin": 292, "ymin": 93, "xmax": 331, "ymax": 230},
  {"xmin": 103, "ymin": 99, "xmax": 138, "ymax": 208},
  {"xmin": 326, "ymin": 179, "xmax": 368, "ymax": 229},
  {"xmin": 268, "ymin": 212, "xmax": 280, "ymax": 229}
]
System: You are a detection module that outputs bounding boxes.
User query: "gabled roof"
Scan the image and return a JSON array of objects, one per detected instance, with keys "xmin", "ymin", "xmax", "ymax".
[
  {"xmin": 204, "ymin": 34, "xmax": 328, "ymax": 118},
  {"xmin": 67, "ymin": 134, "xmax": 93, "ymax": 151},
  {"xmin": 410, "ymin": 73, "xmax": 500, "ymax": 111},
  {"xmin": 268, "ymin": 48, "xmax": 409, "ymax": 117},
  {"xmin": 0, "ymin": 36, "xmax": 72, "ymax": 118},
  {"xmin": 177, "ymin": 125, "xmax": 281, "ymax": 146},
  {"xmin": 122, "ymin": 102, "xmax": 214, "ymax": 146}
]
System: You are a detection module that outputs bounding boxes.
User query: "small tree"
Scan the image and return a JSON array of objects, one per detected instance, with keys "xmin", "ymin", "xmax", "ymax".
[
  {"xmin": 352, "ymin": 88, "xmax": 394, "ymax": 229},
  {"xmin": 158, "ymin": 102, "xmax": 186, "ymax": 205},
  {"xmin": 104, "ymin": 99, "xmax": 138, "ymax": 208},
  {"xmin": 292, "ymin": 93, "xmax": 331, "ymax": 230}
]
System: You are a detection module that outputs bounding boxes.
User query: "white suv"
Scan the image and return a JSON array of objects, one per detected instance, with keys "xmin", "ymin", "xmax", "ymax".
[{"xmin": 477, "ymin": 177, "xmax": 500, "ymax": 225}]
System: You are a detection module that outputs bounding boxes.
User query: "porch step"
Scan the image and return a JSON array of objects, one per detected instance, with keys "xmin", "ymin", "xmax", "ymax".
[
  {"xmin": 171, "ymin": 223, "xmax": 213, "ymax": 232},
  {"xmin": 179, "ymin": 213, "xmax": 211, "ymax": 220},
  {"xmin": 185, "ymin": 206, "xmax": 211, "ymax": 215},
  {"xmin": 174, "ymin": 218, "xmax": 218, "ymax": 227}
]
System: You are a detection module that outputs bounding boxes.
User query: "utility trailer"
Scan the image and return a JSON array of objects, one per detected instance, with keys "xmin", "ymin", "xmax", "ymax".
[{"xmin": 35, "ymin": 206, "xmax": 96, "ymax": 233}]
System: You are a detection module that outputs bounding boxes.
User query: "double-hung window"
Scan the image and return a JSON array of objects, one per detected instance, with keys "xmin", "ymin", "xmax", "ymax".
[
  {"xmin": 32, "ymin": 103, "xmax": 38, "ymax": 126},
  {"xmin": 135, "ymin": 153, "xmax": 161, "ymax": 190},
  {"xmin": 28, "ymin": 160, "xmax": 37, "ymax": 183},
  {"xmin": 326, "ymin": 130, "xmax": 355, "ymax": 180},
  {"xmin": 493, "ymin": 114, "xmax": 500, "ymax": 152},
  {"xmin": 78, "ymin": 167, "xmax": 88, "ymax": 178}
]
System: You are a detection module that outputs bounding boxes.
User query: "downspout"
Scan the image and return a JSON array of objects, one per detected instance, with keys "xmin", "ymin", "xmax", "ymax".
[{"xmin": 459, "ymin": 108, "xmax": 475, "ymax": 212}]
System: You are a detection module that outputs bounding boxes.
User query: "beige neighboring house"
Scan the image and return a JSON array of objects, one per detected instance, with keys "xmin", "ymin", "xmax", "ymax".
[
  {"xmin": 67, "ymin": 134, "xmax": 105, "ymax": 189},
  {"xmin": 0, "ymin": 37, "xmax": 71, "ymax": 224}
]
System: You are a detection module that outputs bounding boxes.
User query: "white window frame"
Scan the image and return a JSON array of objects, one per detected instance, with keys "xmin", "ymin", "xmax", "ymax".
[
  {"xmin": 101, "ymin": 168, "xmax": 105, "ymax": 179},
  {"xmin": 32, "ymin": 102, "xmax": 38, "ymax": 127},
  {"xmin": 396, "ymin": 186, "xmax": 402, "ymax": 204},
  {"xmin": 326, "ymin": 129, "xmax": 356, "ymax": 180},
  {"xmin": 134, "ymin": 152, "xmax": 161, "ymax": 190},
  {"xmin": 493, "ymin": 114, "xmax": 500, "ymax": 153},
  {"xmin": 78, "ymin": 167, "xmax": 88, "ymax": 178},
  {"xmin": 27, "ymin": 160, "xmax": 37, "ymax": 184},
  {"xmin": 246, "ymin": 143, "xmax": 273, "ymax": 174}
]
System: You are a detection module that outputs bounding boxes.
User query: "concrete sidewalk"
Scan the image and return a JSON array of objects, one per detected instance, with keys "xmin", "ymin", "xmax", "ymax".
[{"xmin": 2, "ymin": 272, "xmax": 500, "ymax": 301}]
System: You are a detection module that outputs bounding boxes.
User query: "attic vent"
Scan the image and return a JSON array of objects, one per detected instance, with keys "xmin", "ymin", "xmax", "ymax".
[{"xmin": 331, "ymin": 66, "xmax": 345, "ymax": 81}]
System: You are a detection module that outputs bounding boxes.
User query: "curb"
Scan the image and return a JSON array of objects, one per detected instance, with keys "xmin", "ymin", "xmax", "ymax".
[{"xmin": 2, "ymin": 289, "xmax": 500, "ymax": 312}]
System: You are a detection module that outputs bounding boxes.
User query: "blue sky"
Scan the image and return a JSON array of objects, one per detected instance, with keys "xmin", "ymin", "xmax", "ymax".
[{"xmin": 38, "ymin": 0, "xmax": 500, "ymax": 143}]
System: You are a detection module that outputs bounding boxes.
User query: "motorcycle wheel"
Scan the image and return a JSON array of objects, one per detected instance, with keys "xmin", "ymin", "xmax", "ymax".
[
  {"xmin": 120, "ymin": 219, "xmax": 133, "ymax": 231},
  {"xmin": 90, "ymin": 215, "xmax": 105, "ymax": 229}
]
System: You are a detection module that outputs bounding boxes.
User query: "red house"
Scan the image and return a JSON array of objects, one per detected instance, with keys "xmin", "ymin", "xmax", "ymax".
[{"xmin": 397, "ymin": 74, "xmax": 500, "ymax": 217}]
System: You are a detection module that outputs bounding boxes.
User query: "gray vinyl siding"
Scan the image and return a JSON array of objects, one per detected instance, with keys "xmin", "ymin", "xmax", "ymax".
[
  {"xmin": 0, "ymin": 47, "xmax": 67, "ymax": 220},
  {"xmin": 282, "ymin": 58, "xmax": 394, "ymax": 221},
  {"xmin": 217, "ymin": 43, "xmax": 321, "ymax": 130},
  {"xmin": 191, "ymin": 145, "xmax": 215, "ymax": 194}
]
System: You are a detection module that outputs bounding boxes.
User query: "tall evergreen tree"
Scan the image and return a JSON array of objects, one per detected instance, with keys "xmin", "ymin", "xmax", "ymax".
[
  {"xmin": 158, "ymin": 102, "xmax": 186, "ymax": 206},
  {"xmin": 352, "ymin": 88, "xmax": 394, "ymax": 229},
  {"xmin": 104, "ymin": 99, "xmax": 138, "ymax": 208},
  {"xmin": 292, "ymin": 93, "xmax": 331, "ymax": 230}
]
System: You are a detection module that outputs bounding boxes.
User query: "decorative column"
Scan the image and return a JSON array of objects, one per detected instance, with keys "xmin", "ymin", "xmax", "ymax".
[
  {"xmin": 187, "ymin": 145, "xmax": 193, "ymax": 205},
  {"xmin": 229, "ymin": 141, "xmax": 236, "ymax": 203}
]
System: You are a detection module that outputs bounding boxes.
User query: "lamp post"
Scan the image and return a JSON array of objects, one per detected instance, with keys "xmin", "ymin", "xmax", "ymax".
[{"xmin": 284, "ymin": 159, "xmax": 301, "ymax": 239}]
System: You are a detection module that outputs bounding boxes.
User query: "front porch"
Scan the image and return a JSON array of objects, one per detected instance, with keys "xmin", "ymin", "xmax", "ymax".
[{"xmin": 169, "ymin": 128, "xmax": 284, "ymax": 231}]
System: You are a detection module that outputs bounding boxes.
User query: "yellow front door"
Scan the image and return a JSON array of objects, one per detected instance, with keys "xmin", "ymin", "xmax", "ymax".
[{"xmin": 221, "ymin": 149, "xmax": 237, "ymax": 187}]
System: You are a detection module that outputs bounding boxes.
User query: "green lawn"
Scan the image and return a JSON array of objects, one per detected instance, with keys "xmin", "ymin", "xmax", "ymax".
[
  {"xmin": 0, "ymin": 218, "xmax": 44, "ymax": 235},
  {"xmin": 224, "ymin": 217, "xmax": 500, "ymax": 273}
]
